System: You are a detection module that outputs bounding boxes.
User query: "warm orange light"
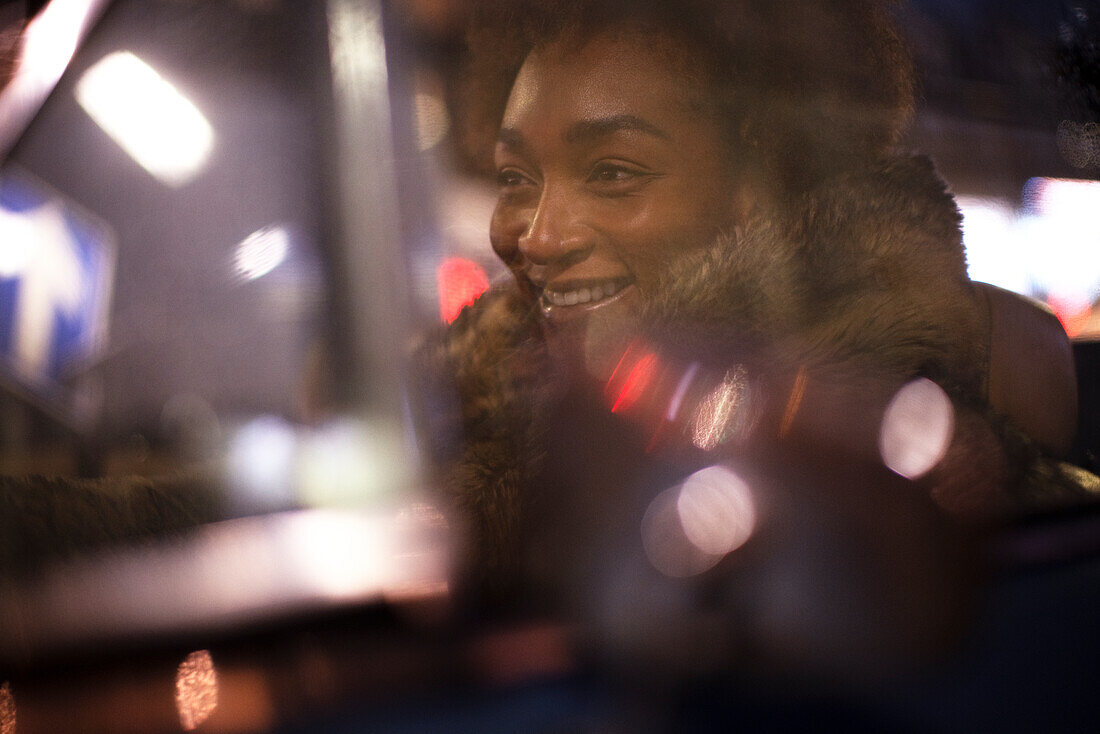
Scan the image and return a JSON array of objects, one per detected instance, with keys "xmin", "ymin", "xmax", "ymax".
[
  {"xmin": 0, "ymin": 682, "xmax": 14, "ymax": 734},
  {"xmin": 437, "ymin": 257, "xmax": 489, "ymax": 323},
  {"xmin": 1047, "ymin": 295, "xmax": 1091, "ymax": 338},
  {"xmin": 778, "ymin": 365, "xmax": 808, "ymax": 438},
  {"xmin": 176, "ymin": 650, "xmax": 219, "ymax": 731}
]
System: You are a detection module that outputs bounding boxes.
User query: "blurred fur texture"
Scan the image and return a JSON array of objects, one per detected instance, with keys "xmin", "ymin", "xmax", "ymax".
[
  {"xmin": 417, "ymin": 155, "xmax": 1097, "ymax": 593},
  {"xmin": 642, "ymin": 155, "xmax": 982, "ymax": 392},
  {"xmin": 0, "ymin": 472, "xmax": 221, "ymax": 581}
]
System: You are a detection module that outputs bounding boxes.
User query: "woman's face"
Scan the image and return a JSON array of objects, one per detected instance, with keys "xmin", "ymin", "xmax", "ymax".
[{"xmin": 490, "ymin": 32, "xmax": 742, "ymax": 371}]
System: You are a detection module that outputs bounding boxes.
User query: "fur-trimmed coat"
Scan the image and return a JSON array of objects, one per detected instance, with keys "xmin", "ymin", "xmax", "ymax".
[{"xmin": 418, "ymin": 155, "xmax": 1097, "ymax": 597}]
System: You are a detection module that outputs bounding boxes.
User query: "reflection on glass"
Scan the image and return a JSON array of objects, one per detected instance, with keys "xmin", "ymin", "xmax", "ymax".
[
  {"xmin": 677, "ymin": 465, "xmax": 756, "ymax": 558},
  {"xmin": 879, "ymin": 378, "xmax": 955, "ymax": 480},
  {"xmin": 690, "ymin": 366, "xmax": 752, "ymax": 451},
  {"xmin": 75, "ymin": 51, "xmax": 214, "ymax": 186},
  {"xmin": 642, "ymin": 465, "xmax": 757, "ymax": 578},
  {"xmin": 234, "ymin": 225, "xmax": 289, "ymax": 281},
  {"xmin": 666, "ymin": 361, "xmax": 700, "ymax": 422},
  {"xmin": 175, "ymin": 650, "xmax": 218, "ymax": 731}
]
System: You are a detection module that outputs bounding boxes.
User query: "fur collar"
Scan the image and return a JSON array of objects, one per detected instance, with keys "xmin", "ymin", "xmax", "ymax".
[
  {"xmin": 417, "ymin": 154, "xmax": 994, "ymax": 587},
  {"xmin": 641, "ymin": 154, "xmax": 984, "ymax": 394}
]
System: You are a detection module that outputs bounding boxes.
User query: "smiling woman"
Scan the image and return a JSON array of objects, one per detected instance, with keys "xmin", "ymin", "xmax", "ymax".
[
  {"xmin": 416, "ymin": 0, "xmax": 1098, "ymax": 604},
  {"xmin": 489, "ymin": 31, "xmax": 743, "ymax": 373}
]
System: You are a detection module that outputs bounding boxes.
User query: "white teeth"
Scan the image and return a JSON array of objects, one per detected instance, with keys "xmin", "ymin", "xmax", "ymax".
[{"xmin": 542, "ymin": 279, "xmax": 629, "ymax": 308}]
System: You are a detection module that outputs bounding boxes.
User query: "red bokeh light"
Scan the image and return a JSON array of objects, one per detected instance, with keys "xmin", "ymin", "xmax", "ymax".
[
  {"xmin": 611, "ymin": 352, "xmax": 658, "ymax": 414},
  {"xmin": 437, "ymin": 257, "xmax": 490, "ymax": 324}
]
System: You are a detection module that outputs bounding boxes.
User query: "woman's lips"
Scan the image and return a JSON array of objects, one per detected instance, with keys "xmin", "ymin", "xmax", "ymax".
[{"xmin": 538, "ymin": 277, "xmax": 635, "ymax": 319}]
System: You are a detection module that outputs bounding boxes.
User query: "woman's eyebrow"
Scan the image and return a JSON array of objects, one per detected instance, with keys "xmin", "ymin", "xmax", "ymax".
[
  {"xmin": 564, "ymin": 115, "xmax": 671, "ymax": 144},
  {"xmin": 495, "ymin": 115, "xmax": 671, "ymax": 154}
]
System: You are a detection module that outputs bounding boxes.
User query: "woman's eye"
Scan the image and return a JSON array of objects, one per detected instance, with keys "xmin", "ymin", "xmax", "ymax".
[
  {"xmin": 588, "ymin": 164, "xmax": 641, "ymax": 186},
  {"xmin": 496, "ymin": 169, "xmax": 528, "ymax": 188}
]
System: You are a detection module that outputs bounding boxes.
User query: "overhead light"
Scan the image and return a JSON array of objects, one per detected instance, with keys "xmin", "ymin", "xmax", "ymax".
[{"xmin": 75, "ymin": 51, "xmax": 214, "ymax": 186}]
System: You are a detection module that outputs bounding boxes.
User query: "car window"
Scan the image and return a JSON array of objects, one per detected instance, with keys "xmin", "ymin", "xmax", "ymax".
[{"xmin": 0, "ymin": 1, "xmax": 1098, "ymax": 731}]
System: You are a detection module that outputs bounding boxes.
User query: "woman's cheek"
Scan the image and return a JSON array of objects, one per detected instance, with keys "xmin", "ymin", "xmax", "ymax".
[{"xmin": 489, "ymin": 208, "xmax": 521, "ymax": 266}]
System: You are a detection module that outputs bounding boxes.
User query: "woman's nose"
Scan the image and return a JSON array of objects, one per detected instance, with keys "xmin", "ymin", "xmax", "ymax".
[{"xmin": 517, "ymin": 187, "xmax": 592, "ymax": 267}]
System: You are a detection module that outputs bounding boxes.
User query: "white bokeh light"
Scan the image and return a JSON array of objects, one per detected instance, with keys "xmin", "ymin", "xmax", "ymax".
[
  {"xmin": 0, "ymin": 207, "xmax": 36, "ymax": 277},
  {"xmin": 957, "ymin": 196, "xmax": 1029, "ymax": 295},
  {"xmin": 234, "ymin": 225, "xmax": 289, "ymax": 280},
  {"xmin": 879, "ymin": 378, "xmax": 955, "ymax": 480},
  {"xmin": 284, "ymin": 510, "xmax": 390, "ymax": 598},
  {"xmin": 17, "ymin": 0, "xmax": 86, "ymax": 85},
  {"xmin": 296, "ymin": 417, "xmax": 411, "ymax": 507},
  {"xmin": 676, "ymin": 465, "xmax": 757, "ymax": 557},
  {"xmin": 642, "ymin": 465, "xmax": 757, "ymax": 578},
  {"xmin": 226, "ymin": 415, "xmax": 297, "ymax": 509},
  {"xmin": 75, "ymin": 51, "xmax": 214, "ymax": 186}
]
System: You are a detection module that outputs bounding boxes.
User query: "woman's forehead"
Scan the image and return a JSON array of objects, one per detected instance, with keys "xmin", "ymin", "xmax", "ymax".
[{"xmin": 501, "ymin": 31, "xmax": 709, "ymax": 133}]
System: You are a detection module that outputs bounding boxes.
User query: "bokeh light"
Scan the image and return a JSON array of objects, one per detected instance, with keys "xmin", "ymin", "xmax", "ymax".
[
  {"xmin": 642, "ymin": 465, "xmax": 757, "ymax": 578},
  {"xmin": 234, "ymin": 225, "xmax": 289, "ymax": 281},
  {"xmin": 960, "ymin": 181, "xmax": 1100, "ymax": 339},
  {"xmin": 879, "ymin": 378, "xmax": 955, "ymax": 480},
  {"xmin": 666, "ymin": 361, "xmax": 700, "ymax": 422},
  {"xmin": 296, "ymin": 417, "xmax": 410, "ymax": 507},
  {"xmin": 0, "ymin": 682, "xmax": 14, "ymax": 734},
  {"xmin": 436, "ymin": 256, "xmax": 489, "ymax": 323},
  {"xmin": 611, "ymin": 352, "xmax": 658, "ymax": 413},
  {"xmin": 226, "ymin": 415, "xmax": 297, "ymax": 511},
  {"xmin": 76, "ymin": 51, "xmax": 214, "ymax": 186},
  {"xmin": 285, "ymin": 510, "xmax": 390, "ymax": 598},
  {"xmin": 0, "ymin": 206, "xmax": 35, "ymax": 277},
  {"xmin": 17, "ymin": 0, "xmax": 85, "ymax": 86},
  {"xmin": 176, "ymin": 650, "xmax": 218, "ymax": 731},
  {"xmin": 677, "ymin": 465, "xmax": 757, "ymax": 557},
  {"xmin": 957, "ymin": 196, "xmax": 1029, "ymax": 296},
  {"xmin": 690, "ymin": 366, "xmax": 752, "ymax": 451}
]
